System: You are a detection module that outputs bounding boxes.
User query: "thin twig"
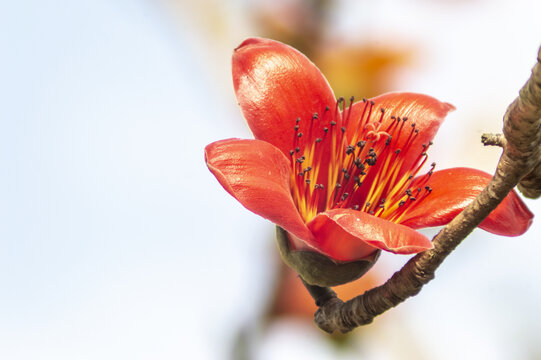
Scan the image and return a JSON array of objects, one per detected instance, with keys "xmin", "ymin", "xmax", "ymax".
[
  {"xmin": 481, "ymin": 133, "xmax": 506, "ymax": 147},
  {"xmin": 306, "ymin": 46, "xmax": 541, "ymax": 334}
]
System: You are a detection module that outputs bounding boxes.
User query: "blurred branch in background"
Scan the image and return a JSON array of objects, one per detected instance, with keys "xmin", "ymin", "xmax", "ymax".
[
  {"xmin": 242, "ymin": 0, "xmax": 418, "ymax": 349},
  {"xmin": 253, "ymin": 0, "xmax": 415, "ymax": 98},
  {"xmin": 163, "ymin": 0, "xmax": 426, "ymax": 356}
]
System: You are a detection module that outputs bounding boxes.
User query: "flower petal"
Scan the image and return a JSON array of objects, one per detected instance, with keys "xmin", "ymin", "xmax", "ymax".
[
  {"xmin": 347, "ymin": 92, "xmax": 454, "ymax": 152},
  {"xmin": 344, "ymin": 93, "xmax": 455, "ymax": 206},
  {"xmin": 205, "ymin": 138, "xmax": 314, "ymax": 241},
  {"xmin": 306, "ymin": 209, "xmax": 433, "ymax": 262},
  {"xmin": 398, "ymin": 167, "xmax": 534, "ymax": 236},
  {"xmin": 232, "ymin": 37, "xmax": 336, "ymax": 156}
]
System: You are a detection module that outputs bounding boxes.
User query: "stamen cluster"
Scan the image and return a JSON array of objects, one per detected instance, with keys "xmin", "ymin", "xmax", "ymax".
[{"xmin": 289, "ymin": 98, "xmax": 435, "ymax": 223}]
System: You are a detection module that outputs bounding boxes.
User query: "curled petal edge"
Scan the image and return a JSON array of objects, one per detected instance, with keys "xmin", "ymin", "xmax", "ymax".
[{"xmin": 306, "ymin": 209, "xmax": 433, "ymax": 262}]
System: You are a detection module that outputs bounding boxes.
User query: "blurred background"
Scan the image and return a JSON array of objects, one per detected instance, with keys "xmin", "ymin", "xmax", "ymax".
[{"xmin": 1, "ymin": 0, "xmax": 540, "ymax": 359}]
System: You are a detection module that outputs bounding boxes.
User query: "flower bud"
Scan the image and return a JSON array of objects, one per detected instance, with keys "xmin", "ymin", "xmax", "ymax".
[{"xmin": 276, "ymin": 226, "xmax": 380, "ymax": 287}]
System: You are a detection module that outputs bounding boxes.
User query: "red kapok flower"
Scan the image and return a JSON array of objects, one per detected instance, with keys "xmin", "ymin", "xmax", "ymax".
[{"xmin": 205, "ymin": 38, "xmax": 533, "ymax": 273}]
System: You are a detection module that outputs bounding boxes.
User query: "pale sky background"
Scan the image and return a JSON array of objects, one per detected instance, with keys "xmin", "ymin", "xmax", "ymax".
[{"xmin": 1, "ymin": 0, "xmax": 540, "ymax": 359}]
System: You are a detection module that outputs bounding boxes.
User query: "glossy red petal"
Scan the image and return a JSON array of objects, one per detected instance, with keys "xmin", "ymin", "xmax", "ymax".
[
  {"xmin": 205, "ymin": 138, "xmax": 314, "ymax": 241},
  {"xmin": 398, "ymin": 167, "xmax": 534, "ymax": 236},
  {"xmin": 232, "ymin": 37, "xmax": 336, "ymax": 156},
  {"xmin": 306, "ymin": 209, "xmax": 432, "ymax": 261},
  {"xmin": 347, "ymin": 92, "xmax": 454, "ymax": 150},
  {"xmin": 344, "ymin": 93, "xmax": 454, "ymax": 206}
]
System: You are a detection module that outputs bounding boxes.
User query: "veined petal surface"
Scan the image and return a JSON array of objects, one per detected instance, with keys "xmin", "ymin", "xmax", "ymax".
[
  {"xmin": 233, "ymin": 37, "xmax": 336, "ymax": 156},
  {"xmin": 399, "ymin": 167, "xmax": 533, "ymax": 236},
  {"xmin": 205, "ymin": 138, "xmax": 314, "ymax": 241}
]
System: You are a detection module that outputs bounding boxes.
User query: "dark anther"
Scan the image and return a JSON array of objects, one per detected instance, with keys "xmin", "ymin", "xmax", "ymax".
[
  {"xmin": 325, "ymin": 106, "xmax": 330, "ymax": 111},
  {"xmin": 341, "ymin": 193, "xmax": 349, "ymax": 201},
  {"xmin": 369, "ymin": 210, "xmax": 375, "ymax": 215},
  {"xmin": 296, "ymin": 157, "xmax": 304, "ymax": 164},
  {"xmin": 422, "ymin": 143, "xmax": 427, "ymax": 148},
  {"xmin": 397, "ymin": 117, "xmax": 401, "ymax": 122},
  {"xmin": 357, "ymin": 140, "xmax": 366, "ymax": 148},
  {"xmin": 314, "ymin": 184, "xmax": 320, "ymax": 189},
  {"xmin": 366, "ymin": 157, "xmax": 377, "ymax": 166},
  {"xmin": 337, "ymin": 97, "xmax": 344, "ymax": 103},
  {"xmin": 408, "ymin": 175, "xmax": 413, "ymax": 179},
  {"xmin": 362, "ymin": 98, "xmax": 367, "ymax": 102},
  {"xmin": 335, "ymin": 183, "xmax": 341, "ymax": 189},
  {"xmin": 296, "ymin": 118, "xmax": 301, "ymax": 123},
  {"xmin": 422, "ymin": 152, "xmax": 427, "ymax": 156},
  {"xmin": 316, "ymin": 138, "xmax": 322, "ymax": 143},
  {"xmin": 289, "ymin": 150, "xmax": 294, "ymax": 155},
  {"xmin": 410, "ymin": 197, "xmax": 416, "ymax": 201},
  {"xmin": 381, "ymin": 198, "xmax": 386, "ymax": 203},
  {"xmin": 346, "ymin": 145, "xmax": 355, "ymax": 155},
  {"xmin": 297, "ymin": 132, "xmax": 303, "ymax": 138},
  {"xmin": 425, "ymin": 186, "xmax": 432, "ymax": 192},
  {"xmin": 429, "ymin": 141, "xmax": 433, "ymax": 145},
  {"xmin": 406, "ymin": 189, "xmax": 413, "ymax": 196},
  {"xmin": 295, "ymin": 147, "xmax": 300, "ymax": 153},
  {"xmin": 306, "ymin": 166, "xmax": 312, "ymax": 171},
  {"xmin": 395, "ymin": 149, "xmax": 401, "ymax": 155},
  {"xmin": 354, "ymin": 176, "xmax": 361, "ymax": 185},
  {"xmin": 330, "ymin": 121, "xmax": 337, "ymax": 126},
  {"xmin": 350, "ymin": 96, "xmax": 355, "ymax": 102},
  {"xmin": 360, "ymin": 171, "xmax": 366, "ymax": 176},
  {"xmin": 370, "ymin": 100, "xmax": 375, "ymax": 105},
  {"xmin": 391, "ymin": 115, "xmax": 396, "ymax": 120},
  {"xmin": 344, "ymin": 173, "xmax": 350, "ymax": 180},
  {"xmin": 414, "ymin": 129, "xmax": 419, "ymax": 134},
  {"xmin": 312, "ymin": 112, "xmax": 319, "ymax": 120},
  {"xmin": 380, "ymin": 107, "xmax": 385, "ymax": 113},
  {"xmin": 411, "ymin": 123, "xmax": 416, "ymax": 128},
  {"xmin": 385, "ymin": 136, "xmax": 392, "ymax": 146},
  {"xmin": 431, "ymin": 162, "xmax": 436, "ymax": 167},
  {"xmin": 365, "ymin": 202, "xmax": 371, "ymax": 207},
  {"xmin": 341, "ymin": 126, "xmax": 346, "ymax": 133},
  {"xmin": 305, "ymin": 179, "xmax": 311, "ymax": 184},
  {"xmin": 399, "ymin": 200, "xmax": 406, "ymax": 206},
  {"xmin": 402, "ymin": 117, "xmax": 408, "ymax": 121},
  {"xmin": 323, "ymin": 127, "xmax": 329, "ymax": 133},
  {"xmin": 342, "ymin": 168, "xmax": 348, "ymax": 173},
  {"xmin": 319, "ymin": 184, "xmax": 325, "ymax": 189},
  {"xmin": 294, "ymin": 125, "xmax": 299, "ymax": 131},
  {"xmin": 379, "ymin": 204, "xmax": 385, "ymax": 209}
]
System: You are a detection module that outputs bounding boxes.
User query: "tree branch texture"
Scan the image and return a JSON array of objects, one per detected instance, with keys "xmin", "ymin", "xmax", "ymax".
[{"xmin": 306, "ymin": 46, "xmax": 541, "ymax": 334}]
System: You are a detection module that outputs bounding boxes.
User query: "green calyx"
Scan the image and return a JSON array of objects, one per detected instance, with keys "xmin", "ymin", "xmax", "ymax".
[{"xmin": 275, "ymin": 226, "xmax": 380, "ymax": 287}]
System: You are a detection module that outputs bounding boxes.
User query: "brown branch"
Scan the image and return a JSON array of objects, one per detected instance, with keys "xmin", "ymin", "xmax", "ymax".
[{"xmin": 306, "ymin": 46, "xmax": 541, "ymax": 334}]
